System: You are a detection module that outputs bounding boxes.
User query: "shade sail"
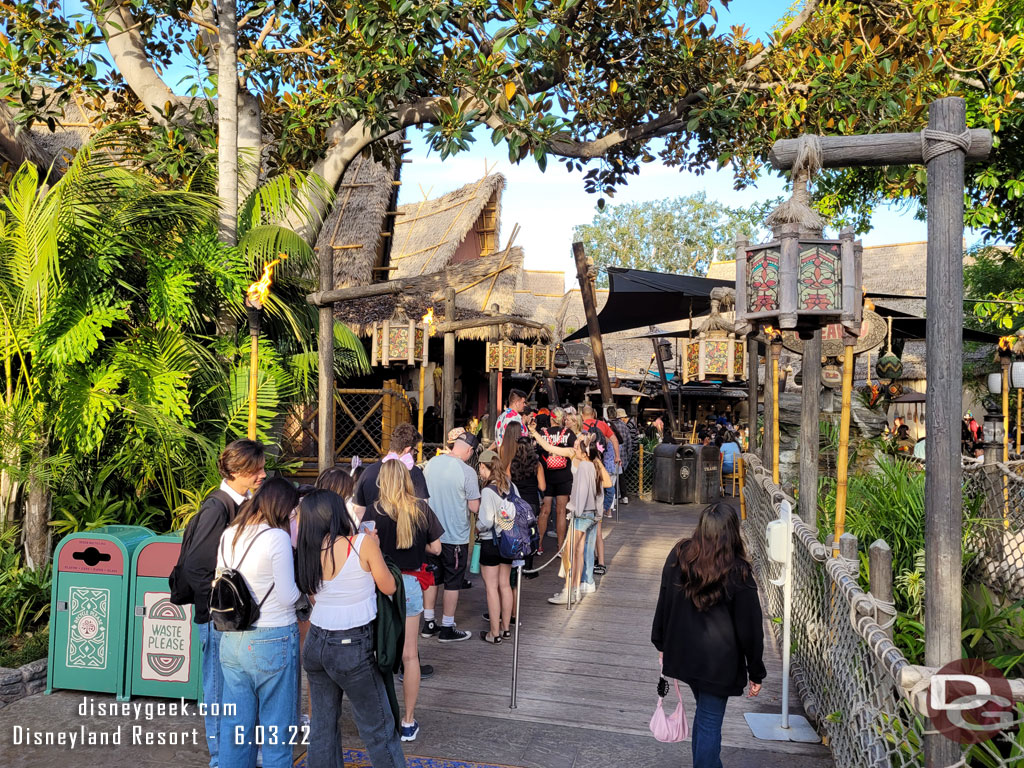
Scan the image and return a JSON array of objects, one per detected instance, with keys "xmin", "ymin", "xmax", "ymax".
[{"xmin": 563, "ymin": 267, "xmax": 733, "ymax": 341}]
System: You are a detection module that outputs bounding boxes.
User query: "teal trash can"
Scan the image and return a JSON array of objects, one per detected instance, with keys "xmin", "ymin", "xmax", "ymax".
[
  {"xmin": 125, "ymin": 531, "xmax": 202, "ymax": 701},
  {"xmin": 46, "ymin": 525, "xmax": 152, "ymax": 701}
]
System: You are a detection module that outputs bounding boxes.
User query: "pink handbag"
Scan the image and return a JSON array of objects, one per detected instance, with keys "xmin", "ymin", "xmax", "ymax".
[{"xmin": 649, "ymin": 677, "xmax": 689, "ymax": 742}]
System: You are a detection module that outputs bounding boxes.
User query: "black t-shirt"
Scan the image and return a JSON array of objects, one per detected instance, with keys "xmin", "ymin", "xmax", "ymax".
[
  {"xmin": 511, "ymin": 438, "xmax": 541, "ymax": 497},
  {"xmin": 353, "ymin": 459, "xmax": 429, "ymax": 509},
  {"xmin": 364, "ymin": 501, "xmax": 445, "ymax": 572},
  {"xmin": 539, "ymin": 427, "xmax": 576, "ymax": 485}
]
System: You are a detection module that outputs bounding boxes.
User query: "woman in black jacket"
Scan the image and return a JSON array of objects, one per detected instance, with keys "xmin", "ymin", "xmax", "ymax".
[{"xmin": 651, "ymin": 502, "xmax": 766, "ymax": 768}]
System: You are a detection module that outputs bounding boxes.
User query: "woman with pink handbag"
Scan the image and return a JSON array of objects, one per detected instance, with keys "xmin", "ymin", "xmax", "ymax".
[{"xmin": 651, "ymin": 502, "xmax": 766, "ymax": 768}]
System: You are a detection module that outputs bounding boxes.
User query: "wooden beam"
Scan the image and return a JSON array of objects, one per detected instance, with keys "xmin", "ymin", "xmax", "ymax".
[
  {"xmin": 488, "ymin": 305, "xmax": 500, "ymax": 442},
  {"xmin": 443, "ymin": 288, "xmax": 456, "ymax": 441},
  {"xmin": 573, "ymin": 242, "xmax": 616, "ymax": 421},
  {"xmin": 799, "ymin": 330, "xmax": 821, "ymax": 531},
  {"xmin": 762, "ymin": 339, "xmax": 775, "ymax": 469},
  {"xmin": 769, "ymin": 129, "xmax": 991, "ymax": 170},
  {"xmin": 308, "ymin": 277, "xmax": 419, "ymax": 306},
  {"xmin": 651, "ymin": 338, "xmax": 679, "ymax": 441},
  {"xmin": 923, "ymin": 97, "xmax": 966, "ymax": 768},
  {"xmin": 433, "ymin": 315, "xmax": 546, "ymax": 334}
]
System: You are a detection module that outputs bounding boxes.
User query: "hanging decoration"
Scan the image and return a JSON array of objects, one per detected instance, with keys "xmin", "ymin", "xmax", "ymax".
[
  {"xmin": 875, "ymin": 317, "xmax": 903, "ymax": 381},
  {"xmin": 370, "ymin": 317, "xmax": 429, "ymax": 367},
  {"xmin": 681, "ymin": 287, "xmax": 747, "ymax": 383},
  {"xmin": 486, "ymin": 340, "xmax": 522, "ymax": 372}
]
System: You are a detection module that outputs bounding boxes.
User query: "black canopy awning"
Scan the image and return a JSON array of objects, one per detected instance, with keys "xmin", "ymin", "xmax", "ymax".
[{"xmin": 563, "ymin": 267, "xmax": 733, "ymax": 341}]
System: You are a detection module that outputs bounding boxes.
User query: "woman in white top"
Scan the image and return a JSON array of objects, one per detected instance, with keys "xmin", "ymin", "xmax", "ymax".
[
  {"xmin": 476, "ymin": 449, "xmax": 517, "ymax": 644},
  {"xmin": 216, "ymin": 478, "xmax": 301, "ymax": 768},
  {"xmin": 295, "ymin": 490, "xmax": 406, "ymax": 768}
]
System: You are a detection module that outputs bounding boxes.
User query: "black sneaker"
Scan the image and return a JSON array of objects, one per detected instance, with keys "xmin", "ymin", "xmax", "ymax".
[
  {"xmin": 437, "ymin": 625, "xmax": 472, "ymax": 643},
  {"xmin": 420, "ymin": 619, "xmax": 439, "ymax": 638},
  {"xmin": 594, "ymin": 564, "xmax": 608, "ymax": 575},
  {"xmin": 483, "ymin": 613, "xmax": 520, "ymax": 627},
  {"xmin": 398, "ymin": 663, "xmax": 434, "ymax": 682},
  {"xmin": 461, "ymin": 578, "xmax": 473, "ymax": 589}
]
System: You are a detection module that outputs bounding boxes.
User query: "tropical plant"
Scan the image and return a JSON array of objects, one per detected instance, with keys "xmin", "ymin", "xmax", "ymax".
[{"xmin": 0, "ymin": 526, "xmax": 50, "ymax": 636}]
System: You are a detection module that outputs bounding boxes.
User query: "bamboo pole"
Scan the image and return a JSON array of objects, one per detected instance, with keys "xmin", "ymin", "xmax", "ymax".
[
  {"xmin": 1003, "ymin": 361, "xmax": 1010, "ymax": 527},
  {"xmin": 417, "ymin": 364, "xmax": 426, "ymax": 462},
  {"xmin": 247, "ymin": 333, "xmax": 259, "ymax": 439},
  {"xmin": 831, "ymin": 338, "xmax": 855, "ymax": 557},
  {"xmin": 638, "ymin": 444, "xmax": 645, "ymax": 499},
  {"xmin": 772, "ymin": 341, "xmax": 781, "ymax": 485},
  {"xmin": 1017, "ymin": 388, "xmax": 1021, "ymax": 455}
]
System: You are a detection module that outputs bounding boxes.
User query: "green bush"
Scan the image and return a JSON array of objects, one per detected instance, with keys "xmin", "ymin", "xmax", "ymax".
[
  {"xmin": 0, "ymin": 527, "xmax": 51, "ymax": 637},
  {"xmin": 0, "ymin": 629, "xmax": 49, "ymax": 668}
]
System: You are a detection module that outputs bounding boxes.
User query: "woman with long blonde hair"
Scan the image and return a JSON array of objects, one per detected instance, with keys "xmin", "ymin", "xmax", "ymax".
[{"xmin": 362, "ymin": 459, "xmax": 443, "ymax": 742}]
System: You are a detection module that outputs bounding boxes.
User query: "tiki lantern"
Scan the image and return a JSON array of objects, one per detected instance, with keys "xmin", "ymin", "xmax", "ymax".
[
  {"xmin": 370, "ymin": 318, "xmax": 428, "ymax": 367},
  {"xmin": 681, "ymin": 287, "xmax": 746, "ymax": 383},
  {"xmin": 485, "ymin": 340, "xmax": 521, "ymax": 372},
  {"xmin": 553, "ymin": 343, "xmax": 570, "ymax": 369},
  {"xmin": 532, "ymin": 344, "xmax": 553, "ymax": 371},
  {"xmin": 735, "ymin": 226, "xmax": 863, "ymax": 339}
]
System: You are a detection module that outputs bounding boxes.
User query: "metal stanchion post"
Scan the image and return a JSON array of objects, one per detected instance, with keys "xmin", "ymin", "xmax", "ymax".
[
  {"xmin": 566, "ymin": 508, "xmax": 575, "ymax": 611},
  {"xmin": 510, "ymin": 563, "xmax": 523, "ymax": 709}
]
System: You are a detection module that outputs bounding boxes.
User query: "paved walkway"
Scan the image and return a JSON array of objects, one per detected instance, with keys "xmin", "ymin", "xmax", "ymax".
[{"xmin": 0, "ymin": 498, "xmax": 833, "ymax": 767}]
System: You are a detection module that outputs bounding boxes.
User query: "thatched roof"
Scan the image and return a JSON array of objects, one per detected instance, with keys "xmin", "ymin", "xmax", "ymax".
[
  {"xmin": 319, "ymin": 150, "xmax": 401, "ymax": 290},
  {"xmin": 334, "ymin": 246, "xmax": 549, "ymax": 342},
  {"xmin": 390, "ymin": 174, "xmax": 504, "ymax": 277}
]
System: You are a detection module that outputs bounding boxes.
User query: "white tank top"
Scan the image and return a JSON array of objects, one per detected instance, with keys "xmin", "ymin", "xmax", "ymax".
[{"xmin": 309, "ymin": 534, "xmax": 378, "ymax": 630}]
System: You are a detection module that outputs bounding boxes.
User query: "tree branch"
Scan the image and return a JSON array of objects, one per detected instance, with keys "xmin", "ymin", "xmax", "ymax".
[{"xmin": 239, "ymin": 4, "xmax": 274, "ymax": 30}]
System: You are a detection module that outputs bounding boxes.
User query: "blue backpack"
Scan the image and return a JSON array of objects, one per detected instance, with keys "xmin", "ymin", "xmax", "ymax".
[{"xmin": 490, "ymin": 485, "xmax": 538, "ymax": 560}]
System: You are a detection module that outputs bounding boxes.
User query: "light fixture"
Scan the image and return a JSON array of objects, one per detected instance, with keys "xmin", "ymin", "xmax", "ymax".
[
  {"xmin": 1011, "ymin": 361, "xmax": 1024, "ymax": 390},
  {"xmin": 983, "ymin": 403, "xmax": 1004, "ymax": 446},
  {"xmin": 657, "ymin": 338, "xmax": 673, "ymax": 362},
  {"xmin": 988, "ymin": 372, "xmax": 1004, "ymax": 396},
  {"xmin": 576, "ymin": 360, "xmax": 589, "ymax": 378},
  {"xmin": 553, "ymin": 343, "xmax": 570, "ymax": 369}
]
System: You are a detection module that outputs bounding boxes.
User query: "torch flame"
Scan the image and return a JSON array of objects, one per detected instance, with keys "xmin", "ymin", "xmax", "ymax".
[
  {"xmin": 999, "ymin": 335, "xmax": 1015, "ymax": 352},
  {"xmin": 247, "ymin": 255, "xmax": 288, "ymax": 308},
  {"xmin": 421, "ymin": 307, "xmax": 436, "ymax": 336},
  {"xmin": 763, "ymin": 325, "xmax": 781, "ymax": 340}
]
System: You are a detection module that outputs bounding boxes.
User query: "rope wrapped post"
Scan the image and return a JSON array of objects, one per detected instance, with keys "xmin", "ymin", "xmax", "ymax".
[{"xmin": 868, "ymin": 540, "xmax": 895, "ymax": 641}]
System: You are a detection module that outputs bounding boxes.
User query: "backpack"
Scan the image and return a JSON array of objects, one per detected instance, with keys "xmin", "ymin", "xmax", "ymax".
[
  {"xmin": 585, "ymin": 420, "xmax": 613, "ymax": 467},
  {"xmin": 490, "ymin": 485, "xmax": 538, "ymax": 560},
  {"xmin": 168, "ymin": 489, "xmax": 235, "ymax": 605},
  {"xmin": 541, "ymin": 427, "xmax": 570, "ymax": 470},
  {"xmin": 209, "ymin": 529, "xmax": 274, "ymax": 632}
]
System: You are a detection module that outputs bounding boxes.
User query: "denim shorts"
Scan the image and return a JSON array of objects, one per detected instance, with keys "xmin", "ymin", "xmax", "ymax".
[{"xmin": 402, "ymin": 574, "xmax": 424, "ymax": 616}]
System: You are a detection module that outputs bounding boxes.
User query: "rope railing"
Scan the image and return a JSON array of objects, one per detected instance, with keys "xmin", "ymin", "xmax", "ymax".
[{"xmin": 741, "ymin": 453, "xmax": 1024, "ymax": 768}]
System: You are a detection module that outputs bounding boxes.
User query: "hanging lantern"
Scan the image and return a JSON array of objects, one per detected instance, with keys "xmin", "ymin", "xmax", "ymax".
[
  {"xmin": 657, "ymin": 338, "xmax": 673, "ymax": 362},
  {"xmin": 532, "ymin": 344, "xmax": 552, "ymax": 371},
  {"xmin": 682, "ymin": 287, "xmax": 747, "ymax": 384},
  {"xmin": 735, "ymin": 226, "xmax": 863, "ymax": 340},
  {"xmin": 553, "ymin": 343, "xmax": 570, "ymax": 369},
  {"xmin": 886, "ymin": 381, "xmax": 904, "ymax": 399},
  {"xmin": 875, "ymin": 316, "xmax": 903, "ymax": 381},
  {"xmin": 486, "ymin": 340, "xmax": 521, "ymax": 372},
  {"xmin": 370, "ymin": 318, "xmax": 428, "ymax": 367},
  {"xmin": 1011, "ymin": 361, "xmax": 1024, "ymax": 390},
  {"xmin": 576, "ymin": 360, "xmax": 589, "ymax": 378},
  {"xmin": 521, "ymin": 345, "xmax": 535, "ymax": 370}
]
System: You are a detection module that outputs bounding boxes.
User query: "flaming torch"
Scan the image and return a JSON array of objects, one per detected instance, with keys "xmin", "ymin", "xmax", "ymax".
[{"xmin": 245, "ymin": 255, "xmax": 287, "ymax": 440}]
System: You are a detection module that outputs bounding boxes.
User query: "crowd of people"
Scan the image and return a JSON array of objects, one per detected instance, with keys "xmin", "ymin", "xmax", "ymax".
[{"xmin": 171, "ymin": 388, "xmax": 764, "ymax": 768}]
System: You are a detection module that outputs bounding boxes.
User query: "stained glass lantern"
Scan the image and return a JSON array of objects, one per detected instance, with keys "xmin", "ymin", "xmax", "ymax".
[
  {"xmin": 521, "ymin": 345, "xmax": 535, "ymax": 370},
  {"xmin": 531, "ymin": 345, "xmax": 552, "ymax": 371},
  {"xmin": 369, "ymin": 318, "xmax": 428, "ymax": 366},
  {"xmin": 735, "ymin": 225, "xmax": 863, "ymax": 339},
  {"xmin": 681, "ymin": 287, "xmax": 747, "ymax": 383},
  {"xmin": 485, "ymin": 340, "xmax": 521, "ymax": 372}
]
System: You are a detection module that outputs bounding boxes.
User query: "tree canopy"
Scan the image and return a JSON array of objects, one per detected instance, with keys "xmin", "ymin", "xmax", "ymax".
[{"xmin": 573, "ymin": 192, "xmax": 771, "ymax": 282}]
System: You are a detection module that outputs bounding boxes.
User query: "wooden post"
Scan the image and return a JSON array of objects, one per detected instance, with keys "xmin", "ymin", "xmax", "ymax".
[
  {"xmin": 763, "ymin": 337, "xmax": 775, "ymax": 468},
  {"xmin": 638, "ymin": 443, "xmax": 645, "ymax": 498},
  {"xmin": 868, "ymin": 539, "xmax": 894, "ymax": 641},
  {"xmin": 831, "ymin": 336, "xmax": 856, "ymax": 557},
  {"xmin": 417, "ymin": 364, "xmax": 426, "ymax": 462},
  {"xmin": 738, "ymin": 456, "xmax": 746, "ymax": 520},
  {"xmin": 923, "ymin": 98, "xmax": 966, "ymax": 768},
  {"xmin": 317, "ymin": 250, "xmax": 335, "ymax": 474},
  {"xmin": 1017, "ymin": 389, "xmax": 1021, "ymax": 455},
  {"xmin": 839, "ymin": 532, "xmax": 858, "ymax": 572},
  {"xmin": 572, "ymin": 242, "xmax": 616, "ymax": 421},
  {"xmin": 488, "ymin": 304, "xmax": 500, "ymax": 442},
  {"xmin": 443, "ymin": 288, "xmax": 456, "ymax": 441},
  {"xmin": 652, "ymin": 338, "xmax": 680, "ymax": 439},
  {"xmin": 748, "ymin": 337, "xmax": 760, "ymax": 453},
  {"xmin": 799, "ymin": 330, "xmax": 822, "ymax": 531},
  {"xmin": 771, "ymin": 339, "xmax": 781, "ymax": 485},
  {"xmin": 247, "ymin": 332, "xmax": 259, "ymax": 440}
]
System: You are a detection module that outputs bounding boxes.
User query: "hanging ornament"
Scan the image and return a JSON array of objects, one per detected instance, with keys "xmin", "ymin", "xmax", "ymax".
[{"xmin": 875, "ymin": 316, "xmax": 903, "ymax": 381}]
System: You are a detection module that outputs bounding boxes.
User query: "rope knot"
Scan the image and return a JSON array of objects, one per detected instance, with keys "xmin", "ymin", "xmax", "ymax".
[{"xmin": 921, "ymin": 128, "xmax": 972, "ymax": 163}]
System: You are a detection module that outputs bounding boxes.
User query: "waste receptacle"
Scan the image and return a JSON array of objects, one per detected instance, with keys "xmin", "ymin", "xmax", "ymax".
[
  {"xmin": 653, "ymin": 444, "xmax": 699, "ymax": 504},
  {"xmin": 126, "ymin": 532, "xmax": 202, "ymax": 701},
  {"xmin": 46, "ymin": 525, "xmax": 152, "ymax": 700},
  {"xmin": 696, "ymin": 444, "xmax": 723, "ymax": 505}
]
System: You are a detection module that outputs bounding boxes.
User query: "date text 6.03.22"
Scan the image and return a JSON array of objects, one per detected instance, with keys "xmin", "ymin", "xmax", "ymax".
[{"xmin": 233, "ymin": 725, "xmax": 309, "ymax": 746}]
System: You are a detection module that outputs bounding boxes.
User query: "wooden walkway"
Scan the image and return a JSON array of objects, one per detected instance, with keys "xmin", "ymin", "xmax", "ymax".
[{"xmin": 402, "ymin": 498, "xmax": 834, "ymax": 767}]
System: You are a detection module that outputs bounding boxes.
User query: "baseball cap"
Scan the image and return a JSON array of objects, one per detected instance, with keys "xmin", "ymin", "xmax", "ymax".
[
  {"xmin": 615, "ymin": 408, "xmax": 627, "ymax": 419},
  {"xmin": 447, "ymin": 427, "xmax": 467, "ymax": 445},
  {"xmin": 479, "ymin": 448, "xmax": 499, "ymax": 464}
]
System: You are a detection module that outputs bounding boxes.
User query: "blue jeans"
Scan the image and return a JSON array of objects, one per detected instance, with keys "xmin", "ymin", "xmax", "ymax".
[
  {"xmin": 302, "ymin": 623, "xmax": 406, "ymax": 768},
  {"xmin": 575, "ymin": 517, "xmax": 597, "ymax": 586},
  {"xmin": 219, "ymin": 623, "xmax": 300, "ymax": 768},
  {"xmin": 688, "ymin": 685, "xmax": 729, "ymax": 768},
  {"xmin": 198, "ymin": 622, "xmax": 223, "ymax": 767}
]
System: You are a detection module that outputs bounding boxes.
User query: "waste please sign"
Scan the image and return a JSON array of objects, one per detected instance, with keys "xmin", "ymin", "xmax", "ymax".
[{"xmin": 140, "ymin": 593, "xmax": 192, "ymax": 683}]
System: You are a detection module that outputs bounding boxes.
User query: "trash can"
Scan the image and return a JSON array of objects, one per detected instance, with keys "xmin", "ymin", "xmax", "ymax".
[
  {"xmin": 126, "ymin": 532, "xmax": 202, "ymax": 701},
  {"xmin": 696, "ymin": 444, "xmax": 723, "ymax": 505},
  {"xmin": 653, "ymin": 444, "xmax": 699, "ymax": 504},
  {"xmin": 46, "ymin": 525, "xmax": 152, "ymax": 700}
]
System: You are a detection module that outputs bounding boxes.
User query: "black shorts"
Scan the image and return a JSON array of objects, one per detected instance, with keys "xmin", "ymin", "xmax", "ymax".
[
  {"xmin": 479, "ymin": 538, "xmax": 513, "ymax": 567},
  {"xmin": 426, "ymin": 542, "xmax": 468, "ymax": 590},
  {"xmin": 544, "ymin": 478, "xmax": 572, "ymax": 498}
]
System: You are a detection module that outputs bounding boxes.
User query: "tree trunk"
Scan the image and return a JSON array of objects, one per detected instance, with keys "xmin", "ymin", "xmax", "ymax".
[
  {"xmin": 23, "ymin": 443, "xmax": 51, "ymax": 569},
  {"xmin": 238, "ymin": 89, "xmax": 262, "ymax": 201},
  {"xmin": 217, "ymin": 0, "xmax": 239, "ymax": 246}
]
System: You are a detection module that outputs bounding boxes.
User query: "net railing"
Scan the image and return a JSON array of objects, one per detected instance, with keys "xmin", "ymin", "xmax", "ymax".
[
  {"xmin": 742, "ymin": 453, "xmax": 1024, "ymax": 768},
  {"xmin": 963, "ymin": 461, "xmax": 1024, "ymax": 601},
  {"xmin": 619, "ymin": 444, "xmax": 654, "ymax": 501}
]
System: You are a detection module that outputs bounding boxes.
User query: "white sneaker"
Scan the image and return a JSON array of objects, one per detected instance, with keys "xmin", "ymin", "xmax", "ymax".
[
  {"xmin": 572, "ymin": 588, "xmax": 582, "ymax": 603},
  {"xmin": 558, "ymin": 562, "xmax": 565, "ymax": 579},
  {"xmin": 580, "ymin": 582, "xmax": 596, "ymax": 595},
  {"xmin": 548, "ymin": 588, "xmax": 570, "ymax": 604}
]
